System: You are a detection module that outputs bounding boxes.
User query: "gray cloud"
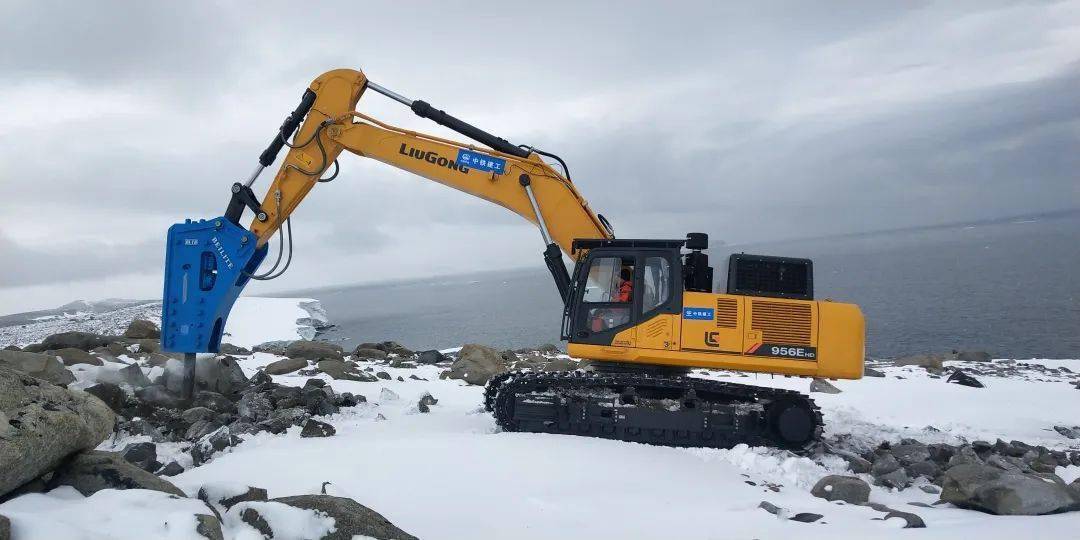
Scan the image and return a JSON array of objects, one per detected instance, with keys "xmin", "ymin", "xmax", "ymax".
[{"xmin": 2, "ymin": 0, "xmax": 1079, "ymax": 312}]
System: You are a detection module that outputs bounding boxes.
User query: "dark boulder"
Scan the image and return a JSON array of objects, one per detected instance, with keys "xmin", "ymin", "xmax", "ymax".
[
  {"xmin": 191, "ymin": 426, "xmax": 243, "ymax": 466},
  {"xmin": 271, "ymin": 494, "xmax": 418, "ymax": 540},
  {"xmin": 300, "ymin": 419, "xmax": 336, "ymax": 438},
  {"xmin": 417, "ymin": 350, "xmax": 448, "ymax": 364},
  {"xmin": 0, "ymin": 350, "xmax": 74, "ymax": 386},
  {"xmin": 41, "ymin": 332, "xmax": 112, "ymax": 352},
  {"xmin": 810, "ymin": 378, "xmax": 841, "ymax": 394},
  {"xmin": 0, "ymin": 367, "xmax": 115, "ymax": 498},
  {"xmin": 811, "ymin": 475, "xmax": 870, "ymax": 504},
  {"xmin": 49, "ymin": 348, "xmax": 103, "ymax": 366},
  {"xmin": 264, "ymin": 357, "xmax": 307, "ymax": 376},
  {"xmin": 941, "ymin": 463, "xmax": 1080, "ymax": 515},
  {"xmin": 946, "ymin": 369, "xmax": 984, "ymax": 388},
  {"xmin": 48, "ymin": 450, "xmax": 185, "ymax": 496},
  {"xmin": 85, "ymin": 382, "xmax": 127, "ymax": 413},
  {"xmin": 286, "ymin": 341, "xmax": 344, "ymax": 361},
  {"xmin": 120, "ymin": 442, "xmax": 160, "ymax": 472},
  {"xmin": 445, "ymin": 343, "xmax": 508, "ymax": 385},
  {"xmin": 123, "ymin": 319, "xmax": 160, "ymax": 339},
  {"xmin": 353, "ymin": 347, "xmax": 388, "ymax": 360}
]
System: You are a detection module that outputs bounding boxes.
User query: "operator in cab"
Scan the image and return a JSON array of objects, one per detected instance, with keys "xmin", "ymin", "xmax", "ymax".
[{"xmin": 617, "ymin": 266, "xmax": 633, "ymax": 302}]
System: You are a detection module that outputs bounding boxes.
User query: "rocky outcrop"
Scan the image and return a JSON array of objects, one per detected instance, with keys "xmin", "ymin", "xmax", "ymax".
[
  {"xmin": 0, "ymin": 367, "xmax": 115, "ymax": 498},
  {"xmin": 271, "ymin": 495, "xmax": 418, "ymax": 540},
  {"xmin": 300, "ymin": 419, "xmax": 336, "ymax": 438},
  {"xmin": 445, "ymin": 343, "xmax": 509, "ymax": 385},
  {"xmin": 48, "ymin": 450, "xmax": 185, "ymax": 497},
  {"xmin": 0, "ymin": 350, "xmax": 74, "ymax": 386},
  {"xmin": 353, "ymin": 347, "xmax": 388, "ymax": 360},
  {"xmin": 940, "ymin": 463, "xmax": 1080, "ymax": 515},
  {"xmin": 317, "ymin": 359, "xmax": 376, "ymax": 382},
  {"xmin": 123, "ymin": 319, "xmax": 160, "ymax": 339},
  {"xmin": 356, "ymin": 341, "xmax": 413, "ymax": 358},
  {"xmin": 417, "ymin": 350, "xmax": 448, "ymax": 364}
]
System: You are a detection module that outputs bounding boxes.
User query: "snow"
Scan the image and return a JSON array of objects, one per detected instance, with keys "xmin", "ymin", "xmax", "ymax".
[
  {"xmin": 0, "ymin": 296, "xmax": 327, "ymax": 349},
  {"xmin": 223, "ymin": 501, "xmax": 336, "ymax": 540},
  {"xmin": 164, "ymin": 358, "xmax": 1079, "ymax": 540},
  {"xmin": 219, "ymin": 297, "xmax": 328, "ymax": 348}
]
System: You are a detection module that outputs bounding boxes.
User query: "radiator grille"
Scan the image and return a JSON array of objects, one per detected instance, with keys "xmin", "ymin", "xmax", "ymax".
[
  {"xmin": 645, "ymin": 318, "xmax": 668, "ymax": 338},
  {"xmin": 715, "ymin": 298, "xmax": 738, "ymax": 328},
  {"xmin": 751, "ymin": 301, "xmax": 812, "ymax": 345}
]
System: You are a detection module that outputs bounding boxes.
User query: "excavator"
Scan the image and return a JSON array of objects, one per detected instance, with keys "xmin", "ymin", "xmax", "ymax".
[{"xmin": 161, "ymin": 68, "xmax": 864, "ymax": 451}]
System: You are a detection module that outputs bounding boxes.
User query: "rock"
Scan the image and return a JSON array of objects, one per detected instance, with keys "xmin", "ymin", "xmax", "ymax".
[
  {"xmin": 927, "ymin": 443, "xmax": 956, "ymax": 464},
  {"xmin": 218, "ymin": 343, "xmax": 251, "ymax": 355},
  {"xmin": 48, "ymin": 450, "xmax": 184, "ymax": 496},
  {"xmin": 185, "ymin": 419, "xmax": 225, "ymax": 441},
  {"xmin": 318, "ymin": 359, "xmax": 375, "ymax": 382},
  {"xmin": 198, "ymin": 483, "xmax": 268, "ymax": 511},
  {"xmin": 237, "ymin": 392, "xmax": 273, "ymax": 421},
  {"xmin": 417, "ymin": 350, "xmax": 448, "ymax": 364},
  {"xmin": 301, "ymin": 419, "xmax": 336, "ymax": 438},
  {"xmin": 358, "ymin": 341, "xmax": 413, "ymax": 358},
  {"xmin": 947, "ymin": 446, "xmax": 984, "ymax": 468},
  {"xmin": 105, "ymin": 363, "xmax": 152, "ymax": 388},
  {"xmin": 191, "ymin": 426, "xmax": 242, "ymax": 466},
  {"xmin": 863, "ymin": 366, "xmax": 886, "ymax": 377},
  {"xmin": 49, "ymin": 347, "xmax": 103, "ymax": 366},
  {"xmin": 197, "ymin": 356, "xmax": 249, "ymax": 395},
  {"xmin": 0, "ymin": 367, "xmax": 115, "ymax": 498},
  {"xmin": 264, "ymin": 357, "xmax": 308, "ymax": 375},
  {"xmin": 0, "ymin": 514, "xmax": 8, "ymax": 540},
  {"xmin": 240, "ymin": 507, "xmax": 274, "ymax": 538},
  {"xmin": 353, "ymin": 347, "xmax": 388, "ymax": 360},
  {"xmin": 123, "ymin": 319, "xmax": 160, "ymax": 339},
  {"xmin": 919, "ymin": 485, "xmax": 941, "ymax": 494},
  {"xmin": 252, "ymin": 341, "xmax": 292, "ymax": 355},
  {"xmin": 842, "ymin": 454, "xmax": 872, "ymax": 474},
  {"xmin": 891, "ymin": 353, "xmax": 948, "ymax": 369},
  {"xmin": 445, "ymin": 343, "xmax": 508, "ymax": 385},
  {"xmin": 871, "ymin": 454, "xmax": 901, "ymax": 476},
  {"xmin": 256, "ymin": 407, "xmax": 309, "ymax": 434},
  {"xmin": 811, "ymin": 475, "xmax": 870, "ymax": 504},
  {"xmin": 883, "ymin": 510, "xmax": 926, "ymax": 528},
  {"xmin": 758, "ymin": 501, "xmax": 783, "ymax": 516},
  {"xmin": 907, "ymin": 460, "xmax": 941, "ymax": 479},
  {"xmin": 946, "ymin": 369, "xmax": 984, "ymax": 388},
  {"xmin": 875, "ymin": 469, "xmax": 911, "ymax": 489},
  {"xmin": 892, "ymin": 442, "xmax": 931, "ymax": 465},
  {"xmin": 195, "ymin": 513, "xmax": 224, "ymax": 540},
  {"xmin": 271, "ymin": 494, "xmax": 418, "ymax": 540},
  {"xmin": 941, "ymin": 463, "xmax": 1080, "ymax": 515},
  {"xmin": 542, "ymin": 358, "xmax": 577, "ymax": 372},
  {"xmin": 810, "ymin": 378, "xmax": 841, "ymax": 394},
  {"xmin": 144, "ymin": 353, "xmax": 175, "ymax": 368},
  {"xmin": 135, "ymin": 384, "xmax": 185, "ymax": 409},
  {"xmin": 419, "ymin": 392, "xmax": 438, "ymax": 407},
  {"xmin": 158, "ymin": 461, "xmax": 184, "ymax": 476},
  {"xmin": 0, "ymin": 350, "xmax": 74, "ymax": 385},
  {"xmin": 84, "ymin": 382, "xmax": 126, "ymax": 413},
  {"xmin": 120, "ymin": 442, "xmax": 159, "ymax": 472},
  {"xmin": 193, "ymin": 391, "xmax": 237, "ymax": 414},
  {"xmin": 41, "ymin": 331, "xmax": 112, "ymax": 352},
  {"xmin": 790, "ymin": 512, "xmax": 823, "ymax": 523},
  {"xmin": 376, "ymin": 371, "xmax": 392, "ymax": 380},
  {"xmin": 955, "ymin": 350, "xmax": 991, "ymax": 362},
  {"xmin": 286, "ymin": 340, "xmax": 344, "ymax": 361}
]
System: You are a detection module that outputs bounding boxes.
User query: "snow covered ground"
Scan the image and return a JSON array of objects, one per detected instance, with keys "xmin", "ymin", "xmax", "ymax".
[{"xmin": 163, "ymin": 357, "xmax": 1078, "ymax": 540}]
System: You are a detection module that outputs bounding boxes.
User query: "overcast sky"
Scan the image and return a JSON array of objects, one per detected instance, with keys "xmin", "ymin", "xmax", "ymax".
[{"xmin": 1, "ymin": 1, "xmax": 1078, "ymax": 313}]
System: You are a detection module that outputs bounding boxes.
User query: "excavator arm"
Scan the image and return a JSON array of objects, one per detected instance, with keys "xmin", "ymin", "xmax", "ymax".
[{"xmin": 163, "ymin": 68, "xmax": 611, "ymax": 353}]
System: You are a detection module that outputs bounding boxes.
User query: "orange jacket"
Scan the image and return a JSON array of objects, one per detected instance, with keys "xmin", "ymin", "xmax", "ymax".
[{"xmin": 617, "ymin": 280, "xmax": 632, "ymax": 302}]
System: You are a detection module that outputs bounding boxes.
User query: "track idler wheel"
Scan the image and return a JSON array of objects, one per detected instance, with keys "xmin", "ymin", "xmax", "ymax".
[{"xmin": 765, "ymin": 398, "xmax": 819, "ymax": 449}]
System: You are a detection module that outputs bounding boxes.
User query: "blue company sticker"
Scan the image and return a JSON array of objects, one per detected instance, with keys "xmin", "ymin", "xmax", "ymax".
[
  {"xmin": 456, "ymin": 149, "xmax": 507, "ymax": 174},
  {"xmin": 683, "ymin": 307, "xmax": 714, "ymax": 320}
]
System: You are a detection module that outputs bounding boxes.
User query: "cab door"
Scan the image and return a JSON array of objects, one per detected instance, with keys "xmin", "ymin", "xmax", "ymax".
[{"xmin": 565, "ymin": 252, "xmax": 638, "ymax": 348}]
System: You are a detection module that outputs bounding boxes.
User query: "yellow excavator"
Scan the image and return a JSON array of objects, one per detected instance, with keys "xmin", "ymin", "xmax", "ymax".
[{"xmin": 161, "ymin": 68, "xmax": 864, "ymax": 450}]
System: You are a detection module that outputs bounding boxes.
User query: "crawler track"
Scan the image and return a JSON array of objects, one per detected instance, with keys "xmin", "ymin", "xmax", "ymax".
[{"xmin": 485, "ymin": 370, "xmax": 822, "ymax": 451}]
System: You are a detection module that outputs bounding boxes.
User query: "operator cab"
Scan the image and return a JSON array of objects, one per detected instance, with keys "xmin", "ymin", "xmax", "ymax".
[{"xmin": 562, "ymin": 233, "xmax": 815, "ymax": 346}]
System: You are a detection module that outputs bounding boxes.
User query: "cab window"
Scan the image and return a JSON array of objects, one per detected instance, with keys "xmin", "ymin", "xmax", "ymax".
[
  {"xmin": 641, "ymin": 256, "xmax": 671, "ymax": 313},
  {"xmin": 581, "ymin": 256, "xmax": 634, "ymax": 332}
]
